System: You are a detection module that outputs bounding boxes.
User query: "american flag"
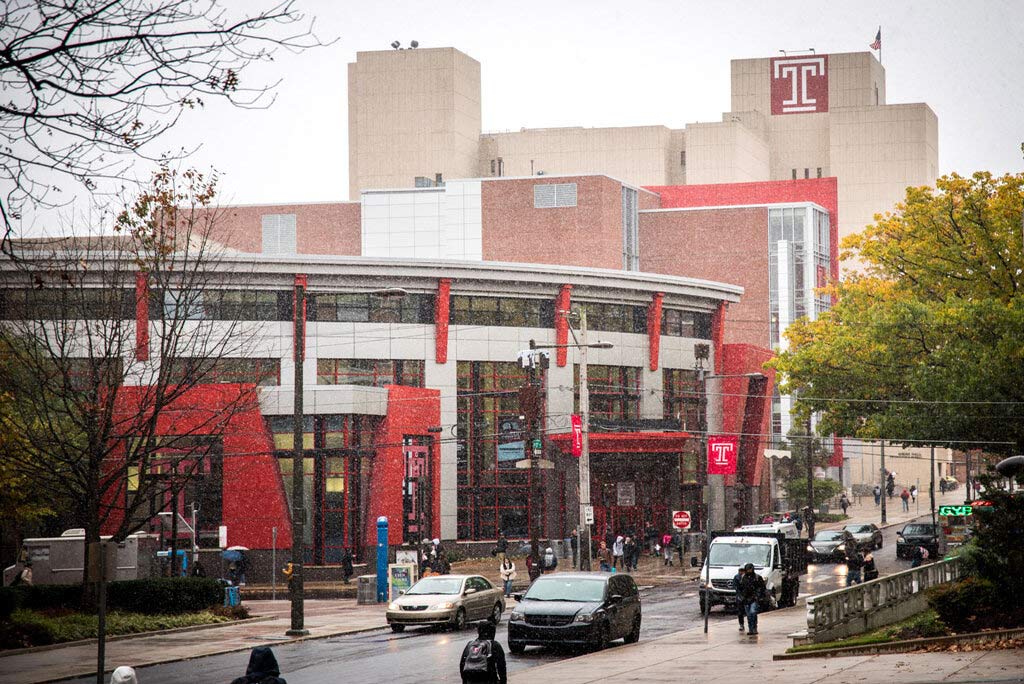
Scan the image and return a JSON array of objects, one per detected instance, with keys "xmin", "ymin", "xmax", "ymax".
[{"xmin": 870, "ymin": 28, "xmax": 881, "ymax": 51}]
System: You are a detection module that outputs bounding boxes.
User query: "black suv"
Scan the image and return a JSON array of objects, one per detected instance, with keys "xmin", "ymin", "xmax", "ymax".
[
  {"xmin": 897, "ymin": 523, "xmax": 948, "ymax": 559},
  {"xmin": 508, "ymin": 572, "xmax": 641, "ymax": 653}
]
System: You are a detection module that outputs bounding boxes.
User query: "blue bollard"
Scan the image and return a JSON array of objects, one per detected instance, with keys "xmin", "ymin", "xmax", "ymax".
[{"xmin": 376, "ymin": 516, "xmax": 389, "ymax": 602}]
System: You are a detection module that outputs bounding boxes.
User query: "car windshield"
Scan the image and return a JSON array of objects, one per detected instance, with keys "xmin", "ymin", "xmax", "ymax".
[
  {"xmin": 708, "ymin": 543, "xmax": 772, "ymax": 568},
  {"xmin": 406, "ymin": 577, "xmax": 463, "ymax": 595},
  {"xmin": 845, "ymin": 525, "xmax": 871, "ymax": 534},
  {"xmin": 813, "ymin": 531, "xmax": 843, "ymax": 541},
  {"xmin": 903, "ymin": 524, "xmax": 934, "ymax": 535},
  {"xmin": 524, "ymin": 578, "xmax": 606, "ymax": 602}
]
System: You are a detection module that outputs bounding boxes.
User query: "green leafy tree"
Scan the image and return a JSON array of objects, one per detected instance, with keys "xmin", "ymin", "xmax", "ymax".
[
  {"xmin": 772, "ymin": 172, "xmax": 1024, "ymax": 454},
  {"xmin": 784, "ymin": 478, "xmax": 843, "ymax": 510}
]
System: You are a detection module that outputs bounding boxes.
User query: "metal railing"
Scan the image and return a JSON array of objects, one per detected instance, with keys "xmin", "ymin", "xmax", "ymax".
[{"xmin": 802, "ymin": 557, "xmax": 963, "ymax": 643}]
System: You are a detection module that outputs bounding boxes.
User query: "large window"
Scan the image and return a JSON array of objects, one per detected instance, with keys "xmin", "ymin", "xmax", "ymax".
[
  {"xmin": 449, "ymin": 296, "xmax": 553, "ymax": 328},
  {"xmin": 457, "ymin": 361, "xmax": 547, "ymax": 540},
  {"xmin": 575, "ymin": 302, "xmax": 646, "ymax": 334},
  {"xmin": 316, "ymin": 359, "xmax": 424, "ymax": 387},
  {"xmin": 164, "ymin": 358, "xmax": 281, "ymax": 386},
  {"xmin": 310, "ymin": 293, "xmax": 434, "ymax": 324},
  {"xmin": 661, "ymin": 309, "xmax": 713, "ymax": 339},
  {"xmin": 663, "ymin": 369, "xmax": 702, "ymax": 486},
  {"xmin": 0, "ymin": 288, "xmax": 135, "ymax": 320},
  {"xmin": 574, "ymin": 364, "xmax": 641, "ymax": 423},
  {"xmin": 162, "ymin": 290, "xmax": 290, "ymax": 321}
]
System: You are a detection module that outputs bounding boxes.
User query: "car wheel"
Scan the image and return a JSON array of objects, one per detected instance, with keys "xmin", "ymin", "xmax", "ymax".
[
  {"xmin": 877, "ymin": 538, "xmax": 883, "ymax": 549},
  {"xmin": 508, "ymin": 640, "xmax": 526, "ymax": 654},
  {"xmin": 624, "ymin": 614, "xmax": 641, "ymax": 643},
  {"xmin": 451, "ymin": 608, "xmax": 466, "ymax": 631},
  {"xmin": 592, "ymin": 622, "xmax": 611, "ymax": 651},
  {"xmin": 490, "ymin": 603, "xmax": 503, "ymax": 625},
  {"xmin": 390, "ymin": 624, "xmax": 405, "ymax": 633},
  {"xmin": 698, "ymin": 596, "xmax": 707, "ymax": 614}
]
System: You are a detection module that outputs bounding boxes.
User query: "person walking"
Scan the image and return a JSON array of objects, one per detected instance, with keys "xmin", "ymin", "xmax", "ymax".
[
  {"xmin": 612, "ymin": 535, "xmax": 624, "ymax": 569},
  {"xmin": 231, "ymin": 646, "xmax": 287, "ymax": 684},
  {"xmin": 733, "ymin": 567, "xmax": 747, "ymax": 633},
  {"xmin": 736, "ymin": 563, "xmax": 767, "ymax": 636},
  {"xmin": 525, "ymin": 551, "xmax": 541, "ymax": 583},
  {"xmin": 911, "ymin": 545, "xmax": 929, "ymax": 568},
  {"xmin": 542, "ymin": 546, "xmax": 558, "ymax": 573},
  {"xmin": 939, "ymin": 478, "xmax": 947, "ymax": 494},
  {"xmin": 623, "ymin": 536, "xmax": 637, "ymax": 572},
  {"xmin": 644, "ymin": 522, "xmax": 658, "ymax": 556},
  {"xmin": 110, "ymin": 666, "xmax": 138, "ymax": 684},
  {"xmin": 661, "ymin": 533, "xmax": 674, "ymax": 566},
  {"xmin": 499, "ymin": 557, "xmax": 516, "ymax": 598},
  {"xmin": 597, "ymin": 541, "xmax": 613, "ymax": 572},
  {"xmin": 459, "ymin": 621, "xmax": 507, "ymax": 684},
  {"xmin": 900, "ymin": 488, "xmax": 911, "ymax": 512},
  {"xmin": 794, "ymin": 514, "xmax": 803, "ymax": 537},
  {"xmin": 569, "ymin": 529, "xmax": 579, "ymax": 569},
  {"xmin": 873, "ymin": 485, "xmax": 882, "ymax": 507},
  {"xmin": 494, "ymin": 533, "xmax": 509, "ymax": 564},
  {"xmin": 863, "ymin": 551, "xmax": 878, "ymax": 582},
  {"xmin": 909, "ymin": 485, "xmax": 918, "ymax": 503},
  {"xmin": 845, "ymin": 547, "xmax": 864, "ymax": 586},
  {"xmin": 340, "ymin": 548, "xmax": 354, "ymax": 585},
  {"xmin": 839, "ymin": 492, "xmax": 850, "ymax": 517}
]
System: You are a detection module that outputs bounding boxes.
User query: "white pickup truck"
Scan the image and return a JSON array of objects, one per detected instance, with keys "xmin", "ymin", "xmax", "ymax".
[{"xmin": 697, "ymin": 530, "xmax": 806, "ymax": 613}]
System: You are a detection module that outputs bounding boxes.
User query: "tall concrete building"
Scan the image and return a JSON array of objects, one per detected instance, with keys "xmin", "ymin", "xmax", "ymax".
[{"xmin": 346, "ymin": 48, "xmax": 938, "ymax": 255}]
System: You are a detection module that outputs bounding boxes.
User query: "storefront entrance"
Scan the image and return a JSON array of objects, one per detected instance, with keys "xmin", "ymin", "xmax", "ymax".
[{"xmin": 591, "ymin": 452, "xmax": 676, "ymax": 539}]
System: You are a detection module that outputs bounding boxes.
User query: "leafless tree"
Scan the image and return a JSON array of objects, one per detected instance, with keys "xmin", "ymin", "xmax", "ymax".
[
  {"xmin": 0, "ymin": 0, "xmax": 325, "ymax": 253},
  {"xmin": 0, "ymin": 164, "xmax": 271, "ymax": 581}
]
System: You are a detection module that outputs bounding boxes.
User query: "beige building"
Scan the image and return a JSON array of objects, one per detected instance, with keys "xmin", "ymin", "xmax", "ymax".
[{"xmin": 347, "ymin": 48, "xmax": 938, "ymax": 253}]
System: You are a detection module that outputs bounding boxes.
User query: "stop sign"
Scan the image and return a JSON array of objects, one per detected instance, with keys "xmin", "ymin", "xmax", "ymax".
[{"xmin": 672, "ymin": 510, "xmax": 691, "ymax": 530}]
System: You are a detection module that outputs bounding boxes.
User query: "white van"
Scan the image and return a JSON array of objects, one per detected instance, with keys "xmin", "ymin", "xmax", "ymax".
[{"xmin": 734, "ymin": 522, "xmax": 800, "ymax": 539}]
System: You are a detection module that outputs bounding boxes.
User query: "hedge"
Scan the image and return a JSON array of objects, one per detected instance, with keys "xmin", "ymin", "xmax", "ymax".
[
  {"xmin": 0, "ymin": 609, "xmax": 233, "ymax": 650},
  {"xmin": 0, "ymin": 577, "xmax": 223, "ymax": 617}
]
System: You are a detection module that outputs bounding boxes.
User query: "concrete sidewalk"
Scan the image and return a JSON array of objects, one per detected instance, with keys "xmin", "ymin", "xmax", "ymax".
[
  {"xmin": 1, "ymin": 599, "xmax": 387, "ymax": 684},
  {"xmin": 508, "ymin": 604, "xmax": 1024, "ymax": 684},
  {"xmin": 815, "ymin": 487, "xmax": 965, "ymax": 534}
]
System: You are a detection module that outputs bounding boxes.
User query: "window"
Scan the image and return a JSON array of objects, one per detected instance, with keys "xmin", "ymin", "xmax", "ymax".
[
  {"xmin": 663, "ymin": 368, "xmax": 700, "ymax": 432},
  {"xmin": 804, "ymin": 168, "xmax": 810, "ymax": 179},
  {"xmin": 205, "ymin": 290, "xmax": 290, "ymax": 321},
  {"xmin": 576, "ymin": 302, "xmax": 646, "ymax": 334},
  {"xmin": 262, "ymin": 214, "xmax": 296, "ymax": 255},
  {"xmin": 661, "ymin": 309, "xmax": 713, "ymax": 339},
  {"xmin": 450, "ymin": 296, "xmax": 554, "ymax": 328},
  {"xmin": 490, "ymin": 159, "xmax": 496, "ymax": 175},
  {"xmin": 791, "ymin": 169, "xmax": 797, "ymax": 180},
  {"xmin": 497, "ymin": 158, "xmax": 504, "ymax": 177},
  {"xmin": 310, "ymin": 293, "xmax": 434, "ymax": 324},
  {"xmin": 533, "ymin": 183, "xmax": 577, "ymax": 208},
  {"xmin": 680, "ymin": 150, "xmax": 687, "ymax": 168},
  {"xmin": 0, "ymin": 288, "xmax": 135, "ymax": 320},
  {"xmin": 622, "ymin": 187, "xmax": 639, "ymax": 271},
  {"xmin": 816, "ymin": 167, "xmax": 823, "ymax": 178},
  {"xmin": 164, "ymin": 357, "xmax": 281, "ymax": 386},
  {"xmin": 457, "ymin": 361, "xmax": 546, "ymax": 540},
  {"xmin": 316, "ymin": 359, "xmax": 424, "ymax": 387},
  {"xmin": 574, "ymin": 364, "xmax": 641, "ymax": 423}
]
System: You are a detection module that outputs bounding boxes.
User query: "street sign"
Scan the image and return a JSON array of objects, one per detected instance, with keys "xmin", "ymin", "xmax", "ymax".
[
  {"xmin": 672, "ymin": 510, "xmax": 692, "ymax": 530},
  {"xmin": 583, "ymin": 505, "xmax": 594, "ymax": 525},
  {"xmin": 532, "ymin": 438, "xmax": 542, "ymax": 452},
  {"xmin": 897, "ymin": 451, "xmax": 913, "ymax": 458},
  {"xmin": 515, "ymin": 458, "xmax": 554, "ymax": 470},
  {"xmin": 939, "ymin": 505, "xmax": 972, "ymax": 517},
  {"xmin": 707, "ymin": 435, "xmax": 738, "ymax": 475}
]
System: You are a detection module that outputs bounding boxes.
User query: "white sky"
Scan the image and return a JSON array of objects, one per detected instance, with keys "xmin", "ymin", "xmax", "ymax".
[{"xmin": 22, "ymin": 0, "xmax": 1024, "ymax": 225}]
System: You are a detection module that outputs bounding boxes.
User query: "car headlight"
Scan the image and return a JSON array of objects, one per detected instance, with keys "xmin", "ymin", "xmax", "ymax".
[
  {"xmin": 388, "ymin": 601, "xmax": 400, "ymax": 611},
  {"xmin": 574, "ymin": 613, "xmax": 595, "ymax": 623},
  {"xmin": 897, "ymin": 535, "xmax": 905, "ymax": 542},
  {"xmin": 836, "ymin": 544, "xmax": 845, "ymax": 551},
  {"xmin": 806, "ymin": 545, "xmax": 814, "ymax": 553},
  {"xmin": 510, "ymin": 611, "xmax": 524, "ymax": 622},
  {"xmin": 429, "ymin": 602, "xmax": 456, "ymax": 611}
]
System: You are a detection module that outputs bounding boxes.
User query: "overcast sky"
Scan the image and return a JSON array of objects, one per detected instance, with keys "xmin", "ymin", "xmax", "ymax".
[{"xmin": 23, "ymin": 0, "xmax": 1024, "ymax": 226}]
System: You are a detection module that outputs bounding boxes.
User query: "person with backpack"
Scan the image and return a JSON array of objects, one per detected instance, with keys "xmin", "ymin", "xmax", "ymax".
[
  {"xmin": 612, "ymin": 535, "xmax": 624, "ymax": 569},
  {"xmin": 845, "ymin": 548, "xmax": 864, "ymax": 586},
  {"xmin": 900, "ymin": 488, "xmax": 911, "ymax": 512},
  {"xmin": 839, "ymin": 492, "xmax": 850, "ymax": 517},
  {"xmin": 230, "ymin": 646, "xmax": 287, "ymax": 684},
  {"xmin": 911, "ymin": 545, "xmax": 929, "ymax": 568},
  {"xmin": 736, "ymin": 563, "xmax": 767, "ymax": 636},
  {"xmin": 459, "ymin": 621, "xmax": 507, "ymax": 683},
  {"xmin": 110, "ymin": 666, "xmax": 138, "ymax": 684},
  {"xmin": 862, "ymin": 551, "xmax": 879, "ymax": 582},
  {"xmin": 622, "ymin": 536, "xmax": 637, "ymax": 572}
]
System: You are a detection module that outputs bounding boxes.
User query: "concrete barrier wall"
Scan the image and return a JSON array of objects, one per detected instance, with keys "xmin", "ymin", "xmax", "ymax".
[{"xmin": 804, "ymin": 557, "xmax": 963, "ymax": 643}]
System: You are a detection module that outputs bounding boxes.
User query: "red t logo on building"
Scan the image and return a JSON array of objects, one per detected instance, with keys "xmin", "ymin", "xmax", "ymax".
[
  {"xmin": 770, "ymin": 55, "xmax": 829, "ymax": 115},
  {"xmin": 707, "ymin": 435, "xmax": 738, "ymax": 475},
  {"xmin": 570, "ymin": 414, "xmax": 583, "ymax": 457}
]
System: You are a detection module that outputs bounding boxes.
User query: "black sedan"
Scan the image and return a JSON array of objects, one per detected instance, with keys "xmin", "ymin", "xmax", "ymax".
[
  {"xmin": 508, "ymin": 572, "xmax": 641, "ymax": 653},
  {"xmin": 805, "ymin": 530, "xmax": 854, "ymax": 563},
  {"xmin": 897, "ymin": 523, "xmax": 948, "ymax": 559}
]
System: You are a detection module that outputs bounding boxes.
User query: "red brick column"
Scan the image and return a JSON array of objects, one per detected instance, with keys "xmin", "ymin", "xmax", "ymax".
[
  {"xmin": 555, "ymin": 284, "xmax": 572, "ymax": 367},
  {"xmin": 435, "ymin": 278, "xmax": 451, "ymax": 364},
  {"xmin": 647, "ymin": 292, "xmax": 664, "ymax": 371}
]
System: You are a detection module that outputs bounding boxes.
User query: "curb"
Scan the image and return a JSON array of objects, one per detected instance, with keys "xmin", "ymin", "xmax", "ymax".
[
  {"xmin": 0, "ymin": 615, "xmax": 274, "ymax": 658},
  {"xmin": 773, "ymin": 626, "xmax": 1024, "ymax": 660},
  {"xmin": 41, "ymin": 621, "xmax": 389, "ymax": 684}
]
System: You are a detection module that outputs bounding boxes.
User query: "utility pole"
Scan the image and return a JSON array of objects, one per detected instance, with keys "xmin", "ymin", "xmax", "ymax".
[
  {"xmin": 880, "ymin": 442, "xmax": 887, "ymax": 525},
  {"xmin": 804, "ymin": 412, "xmax": 815, "ymax": 539},
  {"xmin": 524, "ymin": 340, "xmax": 542, "ymax": 571},
  {"xmin": 578, "ymin": 310, "xmax": 593, "ymax": 572},
  {"xmin": 169, "ymin": 459, "xmax": 179, "ymax": 577},
  {"xmin": 930, "ymin": 446, "xmax": 936, "ymax": 528},
  {"xmin": 287, "ymin": 274, "xmax": 309, "ymax": 637}
]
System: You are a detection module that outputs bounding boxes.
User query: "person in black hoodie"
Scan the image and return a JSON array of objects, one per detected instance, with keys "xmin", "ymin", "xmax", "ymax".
[
  {"xmin": 459, "ymin": 621, "xmax": 507, "ymax": 683},
  {"xmin": 231, "ymin": 646, "xmax": 287, "ymax": 684}
]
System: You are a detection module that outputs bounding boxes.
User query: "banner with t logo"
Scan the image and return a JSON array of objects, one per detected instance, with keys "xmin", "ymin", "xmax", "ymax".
[{"xmin": 707, "ymin": 435, "xmax": 738, "ymax": 475}]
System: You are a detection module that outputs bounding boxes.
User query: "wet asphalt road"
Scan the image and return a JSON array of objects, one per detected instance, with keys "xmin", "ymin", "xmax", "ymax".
[{"xmin": 66, "ymin": 518, "xmax": 920, "ymax": 684}]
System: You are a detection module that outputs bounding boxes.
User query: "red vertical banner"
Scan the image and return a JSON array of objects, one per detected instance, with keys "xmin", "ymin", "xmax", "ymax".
[
  {"xmin": 707, "ymin": 435, "xmax": 738, "ymax": 475},
  {"xmin": 570, "ymin": 414, "xmax": 583, "ymax": 457}
]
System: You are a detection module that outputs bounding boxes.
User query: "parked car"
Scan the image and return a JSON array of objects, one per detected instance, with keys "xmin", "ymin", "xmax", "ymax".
[
  {"xmin": 896, "ymin": 523, "xmax": 948, "ymax": 560},
  {"xmin": 805, "ymin": 529, "xmax": 854, "ymax": 563},
  {"xmin": 386, "ymin": 574, "xmax": 505, "ymax": 633},
  {"xmin": 843, "ymin": 523, "xmax": 883, "ymax": 550},
  {"xmin": 508, "ymin": 572, "xmax": 641, "ymax": 653}
]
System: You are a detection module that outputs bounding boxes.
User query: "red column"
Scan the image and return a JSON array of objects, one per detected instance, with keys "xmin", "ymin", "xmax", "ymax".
[
  {"xmin": 135, "ymin": 272, "xmax": 149, "ymax": 361},
  {"xmin": 435, "ymin": 278, "xmax": 451, "ymax": 364},
  {"xmin": 293, "ymin": 274, "xmax": 307, "ymax": 362},
  {"xmin": 712, "ymin": 301, "xmax": 726, "ymax": 375},
  {"xmin": 555, "ymin": 284, "xmax": 572, "ymax": 367},
  {"xmin": 647, "ymin": 292, "xmax": 664, "ymax": 371}
]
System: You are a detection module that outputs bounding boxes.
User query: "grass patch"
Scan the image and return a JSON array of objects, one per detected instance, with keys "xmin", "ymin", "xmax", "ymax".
[
  {"xmin": 787, "ymin": 610, "xmax": 951, "ymax": 654},
  {"xmin": 0, "ymin": 608, "xmax": 237, "ymax": 650}
]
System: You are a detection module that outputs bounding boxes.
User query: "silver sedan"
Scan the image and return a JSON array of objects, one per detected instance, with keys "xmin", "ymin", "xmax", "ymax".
[{"xmin": 386, "ymin": 574, "xmax": 506, "ymax": 632}]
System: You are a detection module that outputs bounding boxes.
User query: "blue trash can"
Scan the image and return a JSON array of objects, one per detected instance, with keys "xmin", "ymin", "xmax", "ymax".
[{"xmin": 224, "ymin": 585, "xmax": 240, "ymax": 607}]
